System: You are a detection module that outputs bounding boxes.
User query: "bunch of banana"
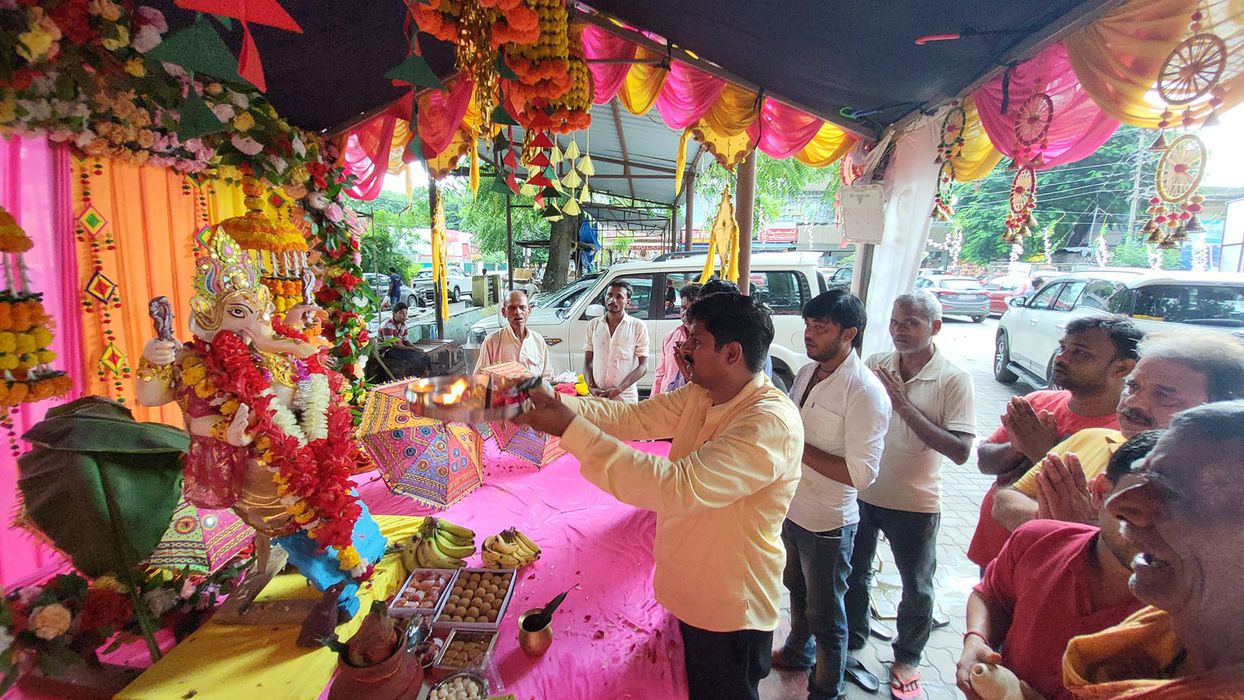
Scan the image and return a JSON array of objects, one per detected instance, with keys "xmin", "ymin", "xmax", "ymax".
[
  {"xmin": 401, "ymin": 517, "xmax": 476, "ymax": 571},
  {"xmin": 481, "ymin": 528, "xmax": 541, "ymax": 569}
]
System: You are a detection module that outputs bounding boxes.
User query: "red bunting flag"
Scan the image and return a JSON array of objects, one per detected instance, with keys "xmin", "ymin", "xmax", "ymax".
[{"xmin": 175, "ymin": 0, "xmax": 303, "ymax": 92}]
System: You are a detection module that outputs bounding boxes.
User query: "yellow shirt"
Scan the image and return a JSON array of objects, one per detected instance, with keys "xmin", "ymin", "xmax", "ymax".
[
  {"xmin": 559, "ymin": 373, "xmax": 803, "ymax": 632},
  {"xmin": 1012, "ymin": 428, "xmax": 1125, "ymax": 498}
]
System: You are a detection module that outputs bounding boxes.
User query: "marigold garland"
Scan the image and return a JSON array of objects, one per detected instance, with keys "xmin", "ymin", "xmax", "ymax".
[
  {"xmin": 0, "ymin": 206, "xmax": 34, "ymax": 254},
  {"xmin": 182, "ymin": 331, "xmax": 367, "ymax": 577}
]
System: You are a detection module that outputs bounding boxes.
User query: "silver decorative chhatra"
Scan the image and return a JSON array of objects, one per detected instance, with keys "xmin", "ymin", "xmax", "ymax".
[{"xmin": 404, "ymin": 373, "xmax": 542, "ymax": 423}]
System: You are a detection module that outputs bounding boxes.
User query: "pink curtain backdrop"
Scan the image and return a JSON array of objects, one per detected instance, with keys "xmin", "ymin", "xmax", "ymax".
[
  {"xmin": 583, "ymin": 24, "xmax": 636, "ymax": 104},
  {"xmin": 654, "ymin": 61, "xmax": 727, "ymax": 130},
  {"xmin": 0, "ymin": 135, "xmax": 83, "ymax": 586},
  {"xmin": 749, "ymin": 99, "xmax": 825, "ymax": 159},
  {"xmin": 342, "ymin": 113, "xmax": 399, "ymax": 201},
  {"xmin": 972, "ymin": 43, "xmax": 1120, "ymax": 169}
]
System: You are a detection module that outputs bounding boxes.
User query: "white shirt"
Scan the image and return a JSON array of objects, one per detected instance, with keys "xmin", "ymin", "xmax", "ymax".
[
  {"xmin": 861, "ymin": 345, "xmax": 976, "ymax": 513},
  {"xmin": 784, "ymin": 351, "xmax": 891, "ymax": 531},
  {"xmin": 584, "ymin": 314, "xmax": 649, "ymax": 403},
  {"xmin": 473, "ymin": 323, "xmax": 552, "ymax": 380}
]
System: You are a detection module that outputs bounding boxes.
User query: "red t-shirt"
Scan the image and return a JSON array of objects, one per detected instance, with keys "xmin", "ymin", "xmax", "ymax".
[
  {"xmin": 967, "ymin": 390, "xmax": 1120, "ymax": 567},
  {"xmin": 975, "ymin": 520, "xmax": 1143, "ymax": 700}
]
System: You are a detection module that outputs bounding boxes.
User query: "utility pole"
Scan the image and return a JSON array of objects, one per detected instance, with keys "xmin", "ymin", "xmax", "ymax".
[{"xmin": 1125, "ymin": 129, "xmax": 1148, "ymax": 237}]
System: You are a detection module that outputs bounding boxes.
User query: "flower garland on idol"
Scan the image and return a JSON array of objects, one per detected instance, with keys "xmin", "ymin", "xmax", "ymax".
[{"xmin": 179, "ymin": 328, "xmax": 367, "ymax": 577}]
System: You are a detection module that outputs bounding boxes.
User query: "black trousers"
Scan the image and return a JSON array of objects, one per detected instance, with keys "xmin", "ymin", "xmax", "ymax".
[{"xmin": 679, "ymin": 621, "xmax": 773, "ymax": 700}]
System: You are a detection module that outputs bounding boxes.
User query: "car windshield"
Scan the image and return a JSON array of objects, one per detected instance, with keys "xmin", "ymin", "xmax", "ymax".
[
  {"xmin": 1132, "ymin": 284, "xmax": 1244, "ymax": 327},
  {"xmin": 938, "ymin": 278, "xmax": 984, "ymax": 290}
]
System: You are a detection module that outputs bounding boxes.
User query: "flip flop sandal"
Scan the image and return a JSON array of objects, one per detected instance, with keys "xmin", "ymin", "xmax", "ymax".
[
  {"xmin": 889, "ymin": 670, "xmax": 923, "ymax": 700},
  {"xmin": 844, "ymin": 656, "xmax": 880, "ymax": 694}
]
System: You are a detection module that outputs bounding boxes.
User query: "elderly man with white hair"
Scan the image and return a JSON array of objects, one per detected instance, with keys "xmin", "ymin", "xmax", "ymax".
[
  {"xmin": 842, "ymin": 291, "xmax": 978, "ymax": 698},
  {"xmin": 473, "ymin": 290, "xmax": 552, "ymax": 379}
]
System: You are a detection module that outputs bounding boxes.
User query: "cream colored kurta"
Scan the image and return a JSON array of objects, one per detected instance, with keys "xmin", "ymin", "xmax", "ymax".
[
  {"xmin": 559, "ymin": 374, "xmax": 803, "ymax": 632},
  {"xmin": 473, "ymin": 323, "xmax": 552, "ymax": 379}
]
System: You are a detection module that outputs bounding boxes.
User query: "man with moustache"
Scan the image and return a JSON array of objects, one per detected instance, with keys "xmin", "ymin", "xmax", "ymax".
[
  {"xmin": 473, "ymin": 290, "xmax": 552, "ymax": 379},
  {"xmin": 584, "ymin": 280, "xmax": 649, "ymax": 403},
  {"xmin": 968, "ymin": 316, "xmax": 1141, "ymax": 569},
  {"xmin": 956, "ymin": 431, "xmax": 1156, "ymax": 700},
  {"xmin": 773, "ymin": 290, "xmax": 891, "ymax": 700},
  {"xmin": 845, "ymin": 291, "xmax": 977, "ymax": 699},
  {"xmin": 515, "ymin": 292, "xmax": 802, "ymax": 699},
  {"xmin": 1064, "ymin": 403, "xmax": 1244, "ymax": 697},
  {"xmin": 993, "ymin": 332, "xmax": 1244, "ymax": 529}
]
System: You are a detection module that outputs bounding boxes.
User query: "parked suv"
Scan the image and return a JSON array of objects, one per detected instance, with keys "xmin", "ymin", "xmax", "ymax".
[
  {"xmin": 994, "ymin": 269, "xmax": 1244, "ymax": 388},
  {"xmin": 465, "ymin": 252, "xmax": 827, "ymax": 392},
  {"xmin": 413, "ymin": 265, "xmax": 472, "ymax": 303},
  {"xmin": 914, "ymin": 274, "xmax": 990, "ymax": 323},
  {"xmin": 363, "ymin": 272, "xmax": 430, "ymax": 308}
]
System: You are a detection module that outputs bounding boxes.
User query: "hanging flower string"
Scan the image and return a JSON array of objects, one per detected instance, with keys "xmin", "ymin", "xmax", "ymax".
[{"xmin": 181, "ymin": 330, "xmax": 368, "ymax": 578}]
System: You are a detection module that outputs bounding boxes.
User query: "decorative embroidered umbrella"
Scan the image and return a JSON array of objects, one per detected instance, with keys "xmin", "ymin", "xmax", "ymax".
[
  {"xmin": 148, "ymin": 500, "xmax": 254, "ymax": 574},
  {"xmin": 357, "ymin": 378, "xmax": 484, "ymax": 509}
]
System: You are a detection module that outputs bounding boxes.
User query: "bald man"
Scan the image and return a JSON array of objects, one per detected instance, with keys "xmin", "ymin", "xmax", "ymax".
[{"xmin": 473, "ymin": 290, "xmax": 552, "ymax": 379}]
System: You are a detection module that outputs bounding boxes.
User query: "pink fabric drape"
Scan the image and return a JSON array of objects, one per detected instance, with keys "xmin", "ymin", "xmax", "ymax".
[
  {"xmin": 417, "ymin": 79, "xmax": 474, "ymax": 160},
  {"xmin": 0, "ymin": 135, "xmax": 83, "ymax": 585},
  {"xmin": 749, "ymin": 99, "xmax": 825, "ymax": 159},
  {"xmin": 583, "ymin": 24, "xmax": 636, "ymax": 104},
  {"xmin": 972, "ymin": 43, "xmax": 1120, "ymax": 169},
  {"xmin": 342, "ymin": 114, "xmax": 399, "ymax": 201},
  {"xmin": 655, "ymin": 62, "xmax": 726, "ymax": 130}
]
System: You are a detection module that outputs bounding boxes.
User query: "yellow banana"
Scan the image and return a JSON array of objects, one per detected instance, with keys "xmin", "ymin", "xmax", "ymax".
[
  {"xmin": 433, "ymin": 530, "xmax": 476, "ymax": 559},
  {"xmin": 485, "ymin": 532, "xmax": 518, "ymax": 555},
  {"xmin": 417, "ymin": 538, "xmax": 465, "ymax": 569},
  {"xmin": 510, "ymin": 529, "xmax": 541, "ymax": 558},
  {"xmin": 435, "ymin": 518, "xmax": 476, "ymax": 542}
]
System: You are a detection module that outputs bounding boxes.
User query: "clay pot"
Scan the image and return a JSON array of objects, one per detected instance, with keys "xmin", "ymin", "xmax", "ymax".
[{"xmin": 328, "ymin": 642, "xmax": 423, "ymax": 700}]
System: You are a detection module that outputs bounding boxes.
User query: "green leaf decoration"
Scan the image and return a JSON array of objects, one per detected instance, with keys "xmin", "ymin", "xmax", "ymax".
[
  {"xmin": 18, "ymin": 397, "xmax": 190, "ymax": 579},
  {"xmin": 496, "ymin": 53, "xmax": 519, "ymax": 81},
  {"xmin": 176, "ymin": 91, "xmax": 226, "ymax": 140},
  {"xmin": 385, "ymin": 54, "xmax": 445, "ymax": 91},
  {"xmin": 146, "ymin": 17, "xmax": 246, "ymax": 85}
]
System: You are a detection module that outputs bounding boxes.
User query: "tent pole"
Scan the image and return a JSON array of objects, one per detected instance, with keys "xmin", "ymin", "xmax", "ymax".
[
  {"xmin": 430, "ymin": 181, "xmax": 444, "ymax": 340},
  {"xmin": 736, "ymin": 151, "xmax": 756, "ymax": 294},
  {"xmin": 684, "ymin": 170, "xmax": 695, "ymax": 251},
  {"xmin": 506, "ymin": 193, "xmax": 514, "ymax": 291}
]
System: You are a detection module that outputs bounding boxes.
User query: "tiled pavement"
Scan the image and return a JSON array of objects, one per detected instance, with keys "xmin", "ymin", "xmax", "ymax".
[{"xmin": 761, "ymin": 318, "xmax": 1028, "ymax": 700}]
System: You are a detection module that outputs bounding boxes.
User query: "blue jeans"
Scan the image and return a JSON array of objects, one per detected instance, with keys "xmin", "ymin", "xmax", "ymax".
[
  {"xmin": 844, "ymin": 501, "xmax": 940, "ymax": 666},
  {"xmin": 778, "ymin": 519, "xmax": 856, "ymax": 700}
]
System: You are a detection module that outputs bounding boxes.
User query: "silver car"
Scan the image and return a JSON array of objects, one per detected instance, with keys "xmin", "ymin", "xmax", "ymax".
[
  {"xmin": 914, "ymin": 275, "xmax": 991, "ymax": 323},
  {"xmin": 994, "ymin": 269, "xmax": 1244, "ymax": 388}
]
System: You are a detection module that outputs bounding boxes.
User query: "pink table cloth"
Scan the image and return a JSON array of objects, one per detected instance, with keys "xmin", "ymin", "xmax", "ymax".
[{"xmin": 355, "ymin": 438, "xmax": 687, "ymax": 699}]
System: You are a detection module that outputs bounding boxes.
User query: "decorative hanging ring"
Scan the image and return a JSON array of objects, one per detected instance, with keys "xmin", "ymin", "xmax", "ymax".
[
  {"xmin": 937, "ymin": 161, "xmax": 956, "ymax": 203},
  {"xmin": 1009, "ymin": 166, "xmax": 1036, "ymax": 215},
  {"xmin": 1014, "ymin": 93, "xmax": 1054, "ymax": 148},
  {"xmin": 1156, "ymin": 134, "xmax": 1207, "ymax": 202},
  {"xmin": 1158, "ymin": 33, "xmax": 1228, "ymax": 106},
  {"xmin": 938, "ymin": 104, "xmax": 967, "ymax": 151}
]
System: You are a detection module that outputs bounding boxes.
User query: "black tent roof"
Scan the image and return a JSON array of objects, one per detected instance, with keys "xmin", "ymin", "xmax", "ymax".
[{"xmin": 148, "ymin": 0, "xmax": 1114, "ymax": 138}]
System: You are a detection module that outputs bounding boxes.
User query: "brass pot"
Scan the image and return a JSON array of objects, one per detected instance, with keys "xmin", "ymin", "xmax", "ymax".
[{"xmin": 517, "ymin": 608, "xmax": 553, "ymax": 657}]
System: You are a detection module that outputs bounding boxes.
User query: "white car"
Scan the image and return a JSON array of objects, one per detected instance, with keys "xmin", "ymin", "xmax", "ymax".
[
  {"xmin": 466, "ymin": 252, "xmax": 827, "ymax": 392},
  {"xmin": 994, "ymin": 268, "xmax": 1244, "ymax": 388},
  {"xmin": 413, "ymin": 265, "xmax": 473, "ymax": 303}
]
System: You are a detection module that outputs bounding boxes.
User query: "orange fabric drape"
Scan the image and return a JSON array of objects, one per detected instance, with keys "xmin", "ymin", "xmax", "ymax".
[
  {"xmin": 618, "ymin": 46, "xmax": 668, "ymax": 115},
  {"xmin": 946, "ymin": 97, "xmax": 1004, "ymax": 181},
  {"xmin": 1065, "ymin": 0, "xmax": 1244, "ymax": 128},
  {"xmin": 72, "ymin": 157, "xmax": 248, "ymax": 425}
]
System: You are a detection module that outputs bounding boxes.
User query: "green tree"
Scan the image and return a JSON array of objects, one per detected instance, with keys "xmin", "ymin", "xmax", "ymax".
[
  {"xmin": 695, "ymin": 154, "xmax": 840, "ymax": 234},
  {"xmin": 455, "ymin": 188, "xmax": 550, "ymax": 266},
  {"xmin": 952, "ymin": 125, "xmax": 1155, "ymax": 264}
]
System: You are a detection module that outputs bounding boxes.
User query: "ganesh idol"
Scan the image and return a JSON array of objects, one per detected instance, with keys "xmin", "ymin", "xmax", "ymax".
[{"xmin": 135, "ymin": 229, "xmax": 384, "ymax": 618}]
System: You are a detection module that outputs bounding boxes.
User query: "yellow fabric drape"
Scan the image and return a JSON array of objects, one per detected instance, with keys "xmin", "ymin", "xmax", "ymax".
[
  {"xmin": 73, "ymin": 158, "xmax": 247, "ymax": 425},
  {"xmin": 673, "ymin": 128, "xmax": 691, "ymax": 196},
  {"xmin": 689, "ymin": 84, "xmax": 762, "ymax": 171},
  {"xmin": 619, "ymin": 46, "xmax": 668, "ymax": 115},
  {"xmin": 793, "ymin": 123, "xmax": 857, "ymax": 168},
  {"xmin": 388, "ymin": 120, "xmax": 413, "ymax": 175},
  {"xmin": 431, "ymin": 194, "xmax": 449, "ymax": 322},
  {"xmin": 1065, "ymin": 0, "xmax": 1244, "ymax": 128},
  {"xmin": 946, "ymin": 97, "xmax": 1004, "ymax": 181},
  {"xmin": 699, "ymin": 186, "xmax": 740, "ymax": 284},
  {"xmin": 118, "ymin": 515, "xmax": 425, "ymax": 700}
]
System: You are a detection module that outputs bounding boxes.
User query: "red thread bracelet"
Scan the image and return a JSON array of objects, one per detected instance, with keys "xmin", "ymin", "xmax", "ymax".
[{"xmin": 964, "ymin": 630, "xmax": 990, "ymax": 646}]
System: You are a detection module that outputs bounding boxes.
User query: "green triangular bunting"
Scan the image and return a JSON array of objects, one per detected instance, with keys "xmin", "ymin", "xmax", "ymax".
[
  {"xmin": 490, "ymin": 104, "xmax": 518, "ymax": 126},
  {"xmin": 147, "ymin": 17, "xmax": 246, "ymax": 85},
  {"xmin": 176, "ymin": 91, "xmax": 226, "ymax": 140},
  {"xmin": 496, "ymin": 53, "xmax": 519, "ymax": 81},
  {"xmin": 385, "ymin": 54, "xmax": 445, "ymax": 90}
]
